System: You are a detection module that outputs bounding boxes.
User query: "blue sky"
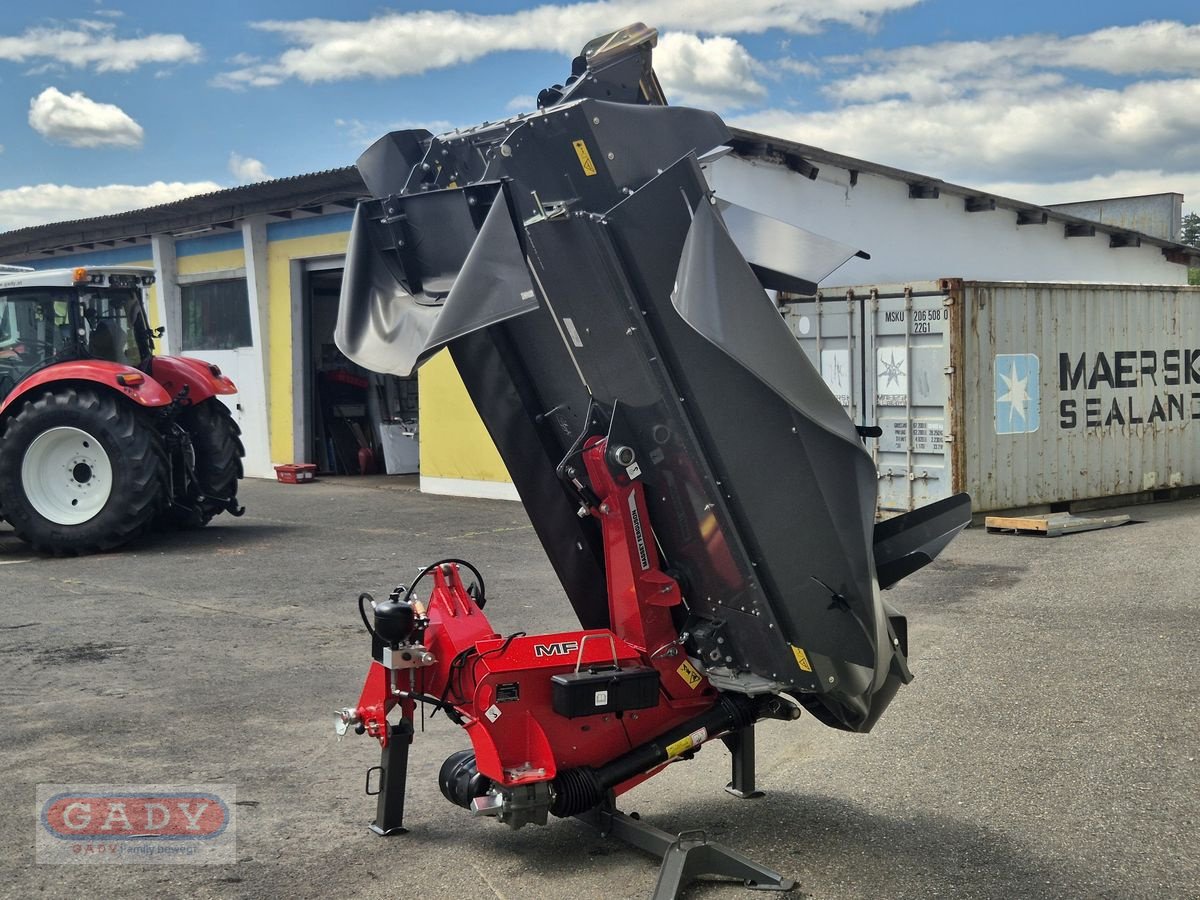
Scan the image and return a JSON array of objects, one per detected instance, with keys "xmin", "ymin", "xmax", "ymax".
[{"xmin": 1, "ymin": 1, "xmax": 1196, "ymax": 231}]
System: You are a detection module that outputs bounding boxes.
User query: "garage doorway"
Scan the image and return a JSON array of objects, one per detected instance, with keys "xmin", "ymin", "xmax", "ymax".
[{"xmin": 301, "ymin": 265, "xmax": 419, "ymax": 476}]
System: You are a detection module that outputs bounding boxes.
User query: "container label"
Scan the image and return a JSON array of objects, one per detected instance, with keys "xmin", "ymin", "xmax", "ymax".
[
  {"xmin": 877, "ymin": 347, "xmax": 908, "ymax": 407},
  {"xmin": 821, "ymin": 349, "xmax": 850, "ymax": 407},
  {"xmin": 994, "ymin": 353, "xmax": 1040, "ymax": 434},
  {"xmin": 1056, "ymin": 349, "xmax": 1200, "ymax": 431},
  {"xmin": 886, "ymin": 419, "xmax": 945, "ymax": 453},
  {"xmin": 911, "ymin": 306, "xmax": 945, "ymax": 334}
]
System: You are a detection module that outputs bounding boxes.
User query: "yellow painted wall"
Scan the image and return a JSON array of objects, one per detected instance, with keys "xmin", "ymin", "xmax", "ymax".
[
  {"xmin": 418, "ymin": 349, "xmax": 509, "ymax": 482},
  {"xmin": 265, "ymin": 233, "xmax": 349, "ymax": 463},
  {"xmin": 176, "ymin": 249, "xmax": 245, "ymax": 277}
]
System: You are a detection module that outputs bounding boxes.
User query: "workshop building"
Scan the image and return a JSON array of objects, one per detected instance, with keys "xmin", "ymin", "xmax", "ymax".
[{"xmin": 1, "ymin": 128, "xmax": 1195, "ymax": 498}]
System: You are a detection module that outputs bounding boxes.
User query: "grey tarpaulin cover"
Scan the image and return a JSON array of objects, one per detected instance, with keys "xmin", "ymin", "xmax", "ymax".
[
  {"xmin": 673, "ymin": 201, "xmax": 866, "ymax": 448},
  {"xmin": 715, "ymin": 198, "xmax": 868, "ymax": 296},
  {"xmin": 335, "ymin": 194, "xmax": 537, "ymax": 377}
]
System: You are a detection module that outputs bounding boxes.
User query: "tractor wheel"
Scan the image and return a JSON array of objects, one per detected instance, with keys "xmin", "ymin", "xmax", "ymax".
[
  {"xmin": 0, "ymin": 388, "xmax": 166, "ymax": 554},
  {"xmin": 178, "ymin": 398, "xmax": 244, "ymax": 526}
]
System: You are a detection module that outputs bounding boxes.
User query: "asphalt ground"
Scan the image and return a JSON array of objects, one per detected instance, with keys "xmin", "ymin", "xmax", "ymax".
[{"xmin": 0, "ymin": 478, "xmax": 1197, "ymax": 900}]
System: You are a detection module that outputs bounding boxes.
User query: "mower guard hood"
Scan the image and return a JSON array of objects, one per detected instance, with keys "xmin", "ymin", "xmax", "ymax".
[{"xmin": 335, "ymin": 25, "xmax": 969, "ymax": 732}]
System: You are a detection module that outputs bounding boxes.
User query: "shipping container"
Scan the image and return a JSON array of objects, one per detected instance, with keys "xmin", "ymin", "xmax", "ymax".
[{"xmin": 783, "ymin": 279, "xmax": 1200, "ymax": 514}]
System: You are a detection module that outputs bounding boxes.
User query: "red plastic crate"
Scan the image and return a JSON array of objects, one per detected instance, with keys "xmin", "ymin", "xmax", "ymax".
[{"xmin": 274, "ymin": 463, "xmax": 317, "ymax": 484}]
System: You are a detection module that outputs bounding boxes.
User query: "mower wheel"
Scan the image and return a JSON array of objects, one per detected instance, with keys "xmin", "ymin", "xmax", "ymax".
[
  {"xmin": 178, "ymin": 398, "xmax": 244, "ymax": 526},
  {"xmin": 0, "ymin": 387, "xmax": 166, "ymax": 554}
]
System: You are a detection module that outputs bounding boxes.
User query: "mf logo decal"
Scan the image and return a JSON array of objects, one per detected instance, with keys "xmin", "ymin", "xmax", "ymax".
[
  {"xmin": 995, "ymin": 353, "xmax": 1040, "ymax": 434},
  {"xmin": 533, "ymin": 640, "xmax": 579, "ymax": 658}
]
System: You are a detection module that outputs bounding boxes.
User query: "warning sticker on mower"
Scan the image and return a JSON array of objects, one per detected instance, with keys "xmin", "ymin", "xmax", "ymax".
[
  {"xmin": 790, "ymin": 645, "xmax": 813, "ymax": 673},
  {"xmin": 666, "ymin": 728, "xmax": 707, "ymax": 759},
  {"xmin": 628, "ymin": 492, "xmax": 650, "ymax": 571},
  {"xmin": 484, "ymin": 704, "xmax": 502, "ymax": 723},
  {"xmin": 572, "ymin": 140, "xmax": 597, "ymax": 176},
  {"xmin": 676, "ymin": 660, "xmax": 703, "ymax": 689}
]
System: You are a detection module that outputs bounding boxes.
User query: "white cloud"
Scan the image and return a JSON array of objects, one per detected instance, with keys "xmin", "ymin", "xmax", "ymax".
[
  {"xmin": 335, "ymin": 117, "xmax": 461, "ymax": 149},
  {"xmin": 0, "ymin": 20, "xmax": 201, "ymax": 73},
  {"xmin": 773, "ymin": 58, "xmax": 819, "ymax": 78},
  {"xmin": 215, "ymin": 1, "xmax": 918, "ymax": 87},
  {"xmin": 228, "ymin": 152, "xmax": 270, "ymax": 183},
  {"xmin": 975, "ymin": 170, "xmax": 1200, "ymax": 217},
  {"xmin": 824, "ymin": 21, "xmax": 1200, "ymax": 105},
  {"xmin": 734, "ymin": 77, "xmax": 1200, "ymax": 185},
  {"xmin": 654, "ymin": 33, "xmax": 766, "ymax": 109},
  {"xmin": 0, "ymin": 181, "xmax": 222, "ymax": 232},
  {"xmin": 731, "ymin": 18, "xmax": 1200, "ymax": 211},
  {"xmin": 28, "ymin": 87, "xmax": 144, "ymax": 149},
  {"xmin": 505, "ymin": 94, "xmax": 536, "ymax": 113}
]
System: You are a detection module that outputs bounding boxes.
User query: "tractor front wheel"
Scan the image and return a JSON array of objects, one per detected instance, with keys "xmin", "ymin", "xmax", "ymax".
[{"xmin": 0, "ymin": 388, "xmax": 166, "ymax": 554}]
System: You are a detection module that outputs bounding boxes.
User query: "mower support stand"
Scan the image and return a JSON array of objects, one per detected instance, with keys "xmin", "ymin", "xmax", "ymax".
[
  {"xmin": 723, "ymin": 725, "xmax": 765, "ymax": 800},
  {"xmin": 367, "ymin": 719, "xmax": 413, "ymax": 835},
  {"xmin": 578, "ymin": 797, "xmax": 795, "ymax": 899}
]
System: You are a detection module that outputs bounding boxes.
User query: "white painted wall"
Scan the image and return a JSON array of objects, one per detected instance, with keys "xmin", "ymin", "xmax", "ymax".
[{"xmin": 708, "ymin": 156, "xmax": 1189, "ymax": 286}]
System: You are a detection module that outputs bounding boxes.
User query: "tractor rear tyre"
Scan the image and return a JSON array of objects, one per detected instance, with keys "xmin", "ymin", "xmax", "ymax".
[
  {"xmin": 179, "ymin": 398, "xmax": 244, "ymax": 526},
  {"xmin": 0, "ymin": 387, "xmax": 166, "ymax": 554}
]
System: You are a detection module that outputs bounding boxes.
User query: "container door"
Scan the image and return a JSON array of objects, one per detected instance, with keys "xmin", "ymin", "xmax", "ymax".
[
  {"xmin": 786, "ymin": 284, "xmax": 954, "ymax": 514},
  {"xmin": 869, "ymin": 288, "xmax": 953, "ymax": 512}
]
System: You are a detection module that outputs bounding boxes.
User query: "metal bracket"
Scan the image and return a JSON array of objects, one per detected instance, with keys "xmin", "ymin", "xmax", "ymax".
[
  {"xmin": 367, "ymin": 719, "xmax": 414, "ymax": 836},
  {"xmin": 578, "ymin": 797, "xmax": 794, "ymax": 899},
  {"xmin": 722, "ymin": 725, "xmax": 765, "ymax": 800}
]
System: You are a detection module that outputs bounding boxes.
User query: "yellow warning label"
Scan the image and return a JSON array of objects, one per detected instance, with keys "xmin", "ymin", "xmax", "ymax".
[
  {"xmin": 665, "ymin": 736, "xmax": 691, "ymax": 758},
  {"xmin": 572, "ymin": 139, "xmax": 597, "ymax": 176},
  {"xmin": 677, "ymin": 660, "xmax": 703, "ymax": 689},
  {"xmin": 666, "ymin": 727, "xmax": 706, "ymax": 758},
  {"xmin": 791, "ymin": 645, "xmax": 813, "ymax": 673}
]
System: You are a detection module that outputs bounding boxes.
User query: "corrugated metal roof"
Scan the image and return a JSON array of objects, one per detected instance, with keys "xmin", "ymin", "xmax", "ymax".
[
  {"xmin": 0, "ymin": 167, "xmax": 368, "ymax": 260},
  {"xmin": 727, "ymin": 127, "xmax": 1200, "ymax": 261},
  {"xmin": 2, "ymin": 132, "xmax": 1195, "ymax": 263}
]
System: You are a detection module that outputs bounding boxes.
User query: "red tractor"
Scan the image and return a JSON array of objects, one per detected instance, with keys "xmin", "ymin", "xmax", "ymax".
[{"xmin": 0, "ymin": 264, "xmax": 244, "ymax": 554}]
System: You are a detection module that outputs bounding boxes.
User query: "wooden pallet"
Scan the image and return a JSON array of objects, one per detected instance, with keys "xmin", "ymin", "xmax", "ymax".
[{"xmin": 985, "ymin": 512, "xmax": 1131, "ymax": 537}]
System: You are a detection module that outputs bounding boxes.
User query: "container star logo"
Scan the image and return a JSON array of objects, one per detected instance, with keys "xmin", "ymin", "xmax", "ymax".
[
  {"xmin": 880, "ymin": 351, "xmax": 905, "ymax": 388},
  {"xmin": 998, "ymin": 361, "xmax": 1030, "ymax": 424},
  {"xmin": 994, "ymin": 354, "xmax": 1040, "ymax": 434}
]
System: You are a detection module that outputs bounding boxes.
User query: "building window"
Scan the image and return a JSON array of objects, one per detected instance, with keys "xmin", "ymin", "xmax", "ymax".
[{"xmin": 180, "ymin": 279, "xmax": 253, "ymax": 351}]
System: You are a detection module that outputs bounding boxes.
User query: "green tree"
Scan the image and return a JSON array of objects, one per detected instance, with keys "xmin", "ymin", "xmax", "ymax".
[
  {"xmin": 1182, "ymin": 211, "xmax": 1200, "ymax": 246},
  {"xmin": 1183, "ymin": 213, "xmax": 1200, "ymax": 284}
]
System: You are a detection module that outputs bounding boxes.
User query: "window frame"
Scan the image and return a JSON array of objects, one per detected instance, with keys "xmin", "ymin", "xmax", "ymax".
[{"xmin": 178, "ymin": 274, "xmax": 254, "ymax": 352}]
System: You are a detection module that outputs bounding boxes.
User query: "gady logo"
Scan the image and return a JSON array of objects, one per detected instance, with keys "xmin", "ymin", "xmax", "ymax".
[
  {"xmin": 41, "ymin": 792, "xmax": 229, "ymax": 840},
  {"xmin": 36, "ymin": 785, "xmax": 235, "ymax": 864}
]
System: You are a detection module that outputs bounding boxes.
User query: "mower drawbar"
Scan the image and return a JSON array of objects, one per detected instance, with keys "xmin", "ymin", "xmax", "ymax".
[{"xmin": 440, "ymin": 692, "xmax": 800, "ymax": 818}]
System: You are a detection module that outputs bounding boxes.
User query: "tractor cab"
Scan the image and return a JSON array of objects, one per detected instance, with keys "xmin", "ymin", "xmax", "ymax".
[{"xmin": 0, "ymin": 267, "xmax": 156, "ymax": 397}]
